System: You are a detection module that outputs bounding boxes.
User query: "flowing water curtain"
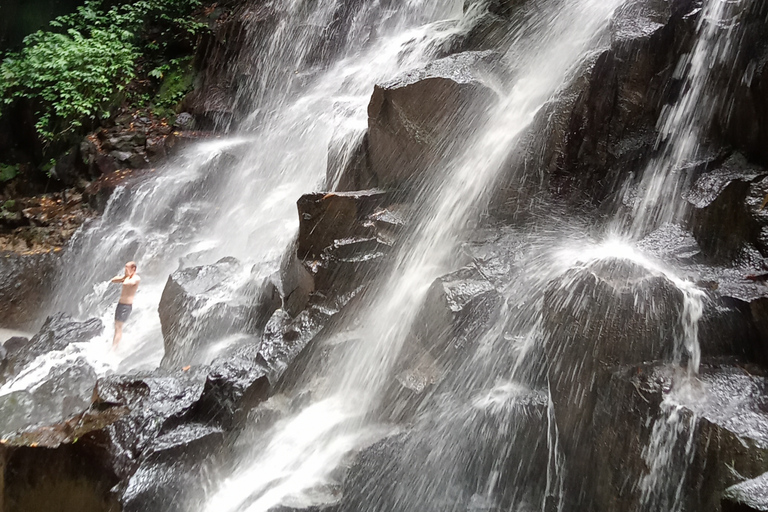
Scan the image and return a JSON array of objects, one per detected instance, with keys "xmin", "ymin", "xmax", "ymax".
[
  {"xmin": 203, "ymin": 1, "xmax": 626, "ymax": 511},
  {"xmin": 638, "ymin": 400, "xmax": 700, "ymax": 512},
  {"xmin": 632, "ymin": 1, "xmax": 750, "ymax": 509},
  {"xmin": 629, "ymin": 0, "xmax": 752, "ymax": 238},
  {"xmin": 40, "ymin": 0, "xmax": 464, "ymax": 376}
]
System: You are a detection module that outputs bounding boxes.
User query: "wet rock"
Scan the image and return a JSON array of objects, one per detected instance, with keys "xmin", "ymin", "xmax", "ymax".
[
  {"xmin": 262, "ymin": 288, "xmax": 363, "ymax": 386},
  {"xmin": 494, "ymin": 0, "xmax": 698, "ymax": 213},
  {"xmin": 184, "ymin": 2, "xmax": 280, "ymax": 127},
  {"xmin": 0, "ymin": 358, "xmax": 99, "ymax": 436},
  {"xmin": 0, "ymin": 405, "xmax": 128, "ymax": 512},
  {"xmin": 83, "ymin": 167, "xmax": 154, "ymax": 213},
  {"xmin": 326, "ymin": 130, "xmax": 375, "ymax": 192},
  {"xmin": 29, "ymin": 358, "xmax": 99, "ymax": 427},
  {"xmin": 0, "ymin": 251, "xmax": 60, "ymax": 329},
  {"xmin": 0, "ymin": 391, "xmax": 38, "ymax": 436},
  {"xmin": 415, "ymin": 265, "xmax": 503, "ymax": 354},
  {"xmin": 0, "ymin": 350, "xmax": 277, "ymax": 511},
  {"xmin": 543, "ymin": 257, "xmax": 685, "ymax": 469},
  {"xmin": 296, "ymin": 190, "xmax": 393, "ymax": 293},
  {"xmin": 174, "ymin": 344, "xmax": 271, "ymax": 430},
  {"xmin": 464, "ymin": 0, "xmax": 527, "ymax": 18},
  {"xmin": 384, "ymin": 265, "xmax": 504, "ymax": 419},
  {"xmin": 164, "ymin": 131, "xmax": 217, "ymax": 156},
  {"xmin": 715, "ymin": 2, "xmax": 768, "ymax": 166},
  {"xmin": 723, "ymin": 472, "xmax": 768, "ymax": 512},
  {"xmin": 159, "ymin": 257, "xmax": 280, "ymax": 369},
  {"xmin": 2, "ymin": 313, "xmax": 102, "ymax": 384},
  {"xmin": 119, "ymin": 422, "xmax": 225, "ymax": 512},
  {"xmin": 589, "ymin": 363, "xmax": 768, "ymax": 512},
  {"xmin": 297, "ymin": 190, "xmax": 387, "ymax": 261},
  {"xmin": 686, "ymin": 153, "xmax": 768, "ymax": 261},
  {"xmin": 341, "ymin": 388, "xmax": 548, "ymax": 512},
  {"xmin": 367, "ymin": 51, "xmax": 499, "ymax": 191}
]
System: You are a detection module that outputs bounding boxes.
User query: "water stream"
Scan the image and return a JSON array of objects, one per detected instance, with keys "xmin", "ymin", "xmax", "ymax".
[
  {"xmin": 2, "ymin": 0, "xmax": 466, "ymax": 390},
  {"xmin": 0, "ymin": 0, "xmax": 757, "ymax": 510},
  {"xmin": 204, "ymin": 1, "xmax": 625, "ymax": 511}
]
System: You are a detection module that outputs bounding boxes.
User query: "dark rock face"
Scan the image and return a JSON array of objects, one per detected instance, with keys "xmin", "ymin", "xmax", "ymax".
[
  {"xmin": 685, "ymin": 153, "xmax": 768, "ymax": 261},
  {"xmin": 0, "ymin": 251, "xmax": 61, "ymax": 329},
  {"xmin": 326, "ymin": 130, "xmax": 375, "ymax": 193},
  {"xmin": 159, "ymin": 257, "xmax": 280, "ymax": 368},
  {"xmin": 261, "ymin": 287, "xmax": 363, "ymax": 387},
  {"xmin": 715, "ymin": 1, "xmax": 768, "ymax": 166},
  {"xmin": 543, "ymin": 258, "xmax": 686, "ymax": 505},
  {"xmin": 340, "ymin": 388, "xmax": 548, "ymax": 512},
  {"xmin": 83, "ymin": 167, "xmax": 155, "ymax": 214},
  {"xmin": 1, "ymin": 313, "xmax": 102, "ymax": 385},
  {"xmin": 381, "ymin": 264, "xmax": 505, "ymax": 420},
  {"xmin": 415, "ymin": 266, "xmax": 504, "ymax": 354},
  {"xmin": 589, "ymin": 364, "xmax": 768, "ymax": 512},
  {"xmin": 296, "ymin": 191, "xmax": 395, "ymax": 295},
  {"xmin": 367, "ymin": 51, "xmax": 499, "ymax": 191},
  {"xmin": 0, "ymin": 405, "xmax": 128, "ymax": 512},
  {"xmin": 490, "ymin": 0, "xmax": 698, "ymax": 214}
]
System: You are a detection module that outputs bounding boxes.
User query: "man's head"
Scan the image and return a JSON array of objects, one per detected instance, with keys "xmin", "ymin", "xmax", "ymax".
[{"xmin": 125, "ymin": 261, "xmax": 137, "ymax": 277}]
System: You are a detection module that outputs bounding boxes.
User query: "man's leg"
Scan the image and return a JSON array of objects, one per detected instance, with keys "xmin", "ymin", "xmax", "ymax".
[{"xmin": 113, "ymin": 320, "xmax": 124, "ymax": 349}]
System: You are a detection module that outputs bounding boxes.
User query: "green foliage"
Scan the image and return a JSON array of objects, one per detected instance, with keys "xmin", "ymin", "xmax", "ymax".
[
  {"xmin": 2, "ymin": 200, "xmax": 16, "ymax": 210},
  {"xmin": 154, "ymin": 57, "xmax": 195, "ymax": 110},
  {"xmin": 0, "ymin": 0, "xmax": 207, "ymax": 145},
  {"xmin": 0, "ymin": 28, "xmax": 137, "ymax": 142},
  {"xmin": 0, "ymin": 164, "xmax": 19, "ymax": 182}
]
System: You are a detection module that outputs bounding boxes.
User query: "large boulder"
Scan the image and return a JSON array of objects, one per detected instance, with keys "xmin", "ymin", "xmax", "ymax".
[
  {"xmin": 296, "ymin": 190, "xmax": 400, "ymax": 295},
  {"xmin": 0, "ymin": 353, "xmax": 271, "ymax": 512},
  {"xmin": 0, "ymin": 406, "xmax": 127, "ymax": 512},
  {"xmin": 685, "ymin": 153, "xmax": 768, "ymax": 261},
  {"xmin": 1, "ymin": 313, "xmax": 102, "ymax": 384},
  {"xmin": 544, "ymin": 257, "xmax": 685, "ymax": 444},
  {"xmin": 367, "ymin": 51, "xmax": 500, "ymax": 191},
  {"xmin": 0, "ymin": 251, "xmax": 61, "ymax": 329},
  {"xmin": 159, "ymin": 257, "xmax": 280, "ymax": 368},
  {"xmin": 590, "ymin": 363, "xmax": 768, "ymax": 512},
  {"xmin": 542, "ymin": 256, "xmax": 689, "ymax": 508}
]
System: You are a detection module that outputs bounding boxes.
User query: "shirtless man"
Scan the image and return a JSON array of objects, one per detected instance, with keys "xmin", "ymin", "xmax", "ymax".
[{"xmin": 110, "ymin": 261, "xmax": 140, "ymax": 349}]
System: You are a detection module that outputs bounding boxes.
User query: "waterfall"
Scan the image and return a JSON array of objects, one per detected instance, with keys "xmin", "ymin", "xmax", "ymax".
[
  {"xmin": 203, "ymin": 1, "xmax": 624, "ymax": 511},
  {"xmin": 0, "ymin": 0, "xmax": 760, "ymax": 510},
  {"xmin": 629, "ymin": 0, "xmax": 750, "ymax": 237},
  {"xmin": 625, "ymin": 1, "xmax": 750, "ymax": 507},
  {"xmin": 2, "ymin": 0, "xmax": 465, "ymax": 388}
]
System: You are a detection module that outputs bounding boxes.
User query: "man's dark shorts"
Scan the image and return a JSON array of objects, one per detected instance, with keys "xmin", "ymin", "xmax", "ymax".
[{"xmin": 115, "ymin": 303, "xmax": 132, "ymax": 323}]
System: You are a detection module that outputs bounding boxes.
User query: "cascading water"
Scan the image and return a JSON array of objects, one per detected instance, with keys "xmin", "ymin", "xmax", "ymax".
[
  {"xmin": 0, "ymin": 0, "xmax": 760, "ymax": 510},
  {"xmin": 1, "ymin": 0, "xmax": 466, "ymax": 395},
  {"xmin": 623, "ymin": 1, "xmax": 750, "ymax": 507},
  {"xmin": 203, "ymin": 2, "xmax": 626, "ymax": 511},
  {"xmin": 629, "ymin": 0, "xmax": 749, "ymax": 237}
]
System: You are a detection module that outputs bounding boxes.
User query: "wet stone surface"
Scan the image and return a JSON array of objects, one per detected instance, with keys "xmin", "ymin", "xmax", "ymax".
[
  {"xmin": 159, "ymin": 256, "xmax": 280, "ymax": 368},
  {"xmin": 1, "ymin": 313, "xmax": 103, "ymax": 385}
]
